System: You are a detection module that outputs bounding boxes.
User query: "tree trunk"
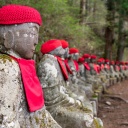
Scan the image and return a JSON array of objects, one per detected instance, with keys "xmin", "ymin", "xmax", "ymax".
[
  {"xmin": 116, "ymin": 7, "xmax": 125, "ymax": 61},
  {"xmin": 79, "ymin": 0, "xmax": 86, "ymax": 25},
  {"xmin": 104, "ymin": 27, "xmax": 114, "ymax": 60},
  {"xmin": 116, "ymin": 43, "xmax": 125, "ymax": 61},
  {"xmin": 104, "ymin": 0, "xmax": 115, "ymax": 60}
]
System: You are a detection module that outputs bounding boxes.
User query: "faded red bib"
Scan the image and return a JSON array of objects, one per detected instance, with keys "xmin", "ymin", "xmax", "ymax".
[
  {"xmin": 84, "ymin": 62, "xmax": 90, "ymax": 70},
  {"xmin": 73, "ymin": 60, "xmax": 79, "ymax": 72},
  {"xmin": 10, "ymin": 56, "xmax": 44, "ymax": 112},
  {"xmin": 64, "ymin": 59, "xmax": 73, "ymax": 74},
  {"xmin": 93, "ymin": 64, "xmax": 99, "ymax": 73},
  {"xmin": 56, "ymin": 56, "xmax": 68, "ymax": 80}
]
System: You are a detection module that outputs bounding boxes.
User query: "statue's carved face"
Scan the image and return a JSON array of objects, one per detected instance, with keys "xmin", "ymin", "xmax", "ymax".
[
  {"xmin": 2, "ymin": 23, "xmax": 39, "ymax": 59},
  {"xmin": 85, "ymin": 58, "xmax": 90, "ymax": 63},
  {"xmin": 64, "ymin": 47, "xmax": 69, "ymax": 58},
  {"xmin": 73, "ymin": 53, "xmax": 79, "ymax": 61},
  {"xmin": 12, "ymin": 23, "xmax": 39, "ymax": 59},
  {"xmin": 49, "ymin": 46, "xmax": 65, "ymax": 57}
]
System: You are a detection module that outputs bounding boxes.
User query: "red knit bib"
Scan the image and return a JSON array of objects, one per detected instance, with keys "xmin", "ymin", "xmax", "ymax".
[{"xmin": 10, "ymin": 55, "xmax": 44, "ymax": 112}]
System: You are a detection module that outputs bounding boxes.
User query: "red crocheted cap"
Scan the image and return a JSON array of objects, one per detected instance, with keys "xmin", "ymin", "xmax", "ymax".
[
  {"xmin": 97, "ymin": 58, "xmax": 105, "ymax": 62},
  {"xmin": 0, "ymin": 4, "xmax": 42, "ymax": 25},
  {"xmin": 120, "ymin": 61, "xmax": 125, "ymax": 65},
  {"xmin": 97, "ymin": 58, "xmax": 102, "ymax": 62},
  {"xmin": 78, "ymin": 57, "xmax": 84, "ymax": 63},
  {"xmin": 115, "ymin": 61, "xmax": 119, "ymax": 64},
  {"xmin": 105, "ymin": 59, "xmax": 109, "ymax": 62},
  {"xmin": 90, "ymin": 55, "xmax": 97, "ymax": 59},
  {"xmin": 110, "ymin": 61, "xmax": 115, "ymax": 65},
  {"xmin": 83, "ymin": 54, "xmax": 90, "ymax": 59},
  {"xmin": 41, "ymin": 39, "xmax": 62, "ymax": 54},
  {"xmin": 69, "ymin": 48, "xmax": 79, "ymax": 54},
  {"xmin": 125, "ymin": 62, "xmax": 128, "ymax": 64},
  {"xmin": 60, "ymin": 40, "xmax": 69, "ymax": 49}
]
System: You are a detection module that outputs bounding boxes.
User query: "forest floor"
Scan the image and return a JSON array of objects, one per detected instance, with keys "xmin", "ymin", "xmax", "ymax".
[{"xmin": 98, "ymin": 79, "xmax": 128, "ymax": 128}]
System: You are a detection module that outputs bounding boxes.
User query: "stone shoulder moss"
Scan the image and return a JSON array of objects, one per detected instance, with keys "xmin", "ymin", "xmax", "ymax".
[{"xmin": 0, "ymin": 54, "xmax": 13, "ymax": 63}]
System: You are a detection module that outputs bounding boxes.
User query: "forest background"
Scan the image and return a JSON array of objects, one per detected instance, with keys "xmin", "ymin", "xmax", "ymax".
[{"xmin": 1, "ymin": 0, "xmax": 128, "ymax": 61}]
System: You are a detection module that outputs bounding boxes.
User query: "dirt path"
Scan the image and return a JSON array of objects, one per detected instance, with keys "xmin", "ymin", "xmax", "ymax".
[{"xmin": 98, "ymin": 80, "xmax": 128, "ymax": 128}]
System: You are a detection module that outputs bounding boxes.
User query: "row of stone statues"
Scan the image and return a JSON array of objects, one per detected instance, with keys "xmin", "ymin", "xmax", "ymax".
[{"xmin": 0, "ymin": 4, "xmax": 127, "ymax": 128}]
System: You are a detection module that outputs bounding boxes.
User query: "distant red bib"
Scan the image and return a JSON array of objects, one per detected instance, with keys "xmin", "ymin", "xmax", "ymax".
[
  {"xmin": 56, "ymin": 56, "xmax": 68, "ymax": 80},
  {"xmin": 64, "ymin": 59, "xmax": 73, "ymax": 74},
  {"xmin": 93, "ymin": 64, "xmax": 99, "ymax": 73},
  {"xmin": 73, "ymin": 60, "xmax": 79, "ymax": 72},
  {"xmin": 83, "ymin": 62, "xmax": 90, "ymax": 70},
  {"xmin": 10, "ymin": 56, "xmax": 44, "ymax": 112},
  {"xmin": 101, "ymin": 64, "xmax": 104, "ymax": 70}
]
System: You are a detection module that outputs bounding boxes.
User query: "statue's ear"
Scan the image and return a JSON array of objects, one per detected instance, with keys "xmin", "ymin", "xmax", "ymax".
[{"xmin": 4, "ymin": 30, "xmax": 14, "ymax": 49}]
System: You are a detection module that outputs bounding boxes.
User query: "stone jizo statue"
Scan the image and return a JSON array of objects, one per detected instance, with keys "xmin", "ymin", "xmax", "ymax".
[
  {"xmin": 37, "ymin": 39, "xmax": 103, "ymax": 128},
  {"xmin": 0, "ymin": 4, "xmax": 61, "ymax": 128}
]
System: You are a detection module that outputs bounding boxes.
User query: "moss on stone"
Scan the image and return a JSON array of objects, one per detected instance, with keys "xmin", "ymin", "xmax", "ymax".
[{"xmin": 0, "ymin": 54, "xmax": 13, "ymax": 63}]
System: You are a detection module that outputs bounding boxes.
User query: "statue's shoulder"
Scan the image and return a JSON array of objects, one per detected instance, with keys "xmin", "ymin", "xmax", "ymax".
[
  {"xmin": 89, "ymin": 63, "xmax": 93, "ymax": 68},
  {"xmin": 0, "ymin": 54, "xmax": 20, "ymax": 75},
  {"xmin": 39, "ymin": 54, "xmax": 57, "ymax": 65},
  {"xmin": 0, "ymin": 54, "xmax": 13, "ymax": 62}
]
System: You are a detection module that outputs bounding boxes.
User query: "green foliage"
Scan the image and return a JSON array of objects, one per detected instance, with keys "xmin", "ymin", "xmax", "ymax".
[{"xmin": 0, "ymin": 0, "xmax": 107, "ymax": 54}]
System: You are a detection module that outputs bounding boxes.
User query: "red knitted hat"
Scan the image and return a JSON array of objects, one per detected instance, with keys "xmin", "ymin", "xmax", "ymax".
[
  {"xmin": 41, "ymin": 39, "xmax": 62, "ymax": 54},
  {"xmin": 97, "ymin": 58, "xmax": 102, "ymax": 62},
  {"xmin": 125, "ymin": 62, "xmax": 128, "ymax": 64},
  {"xmin": 90, "ymin": 55, "xmax": 97, "ymax": 59},
  {"xmin": 78, "ymin": 57, "xmax": 84, "ymax": 63},
  {"xmin": 110, "ymin": 61, "xmax": 115, "ymax": 65},
  {"xmin": 120, "ymin": 61, "xmax": 125, "ymax": 65},
  {"xmin": 83, "ymin": 54, "xmax": 90, "ymax": 59},
  {"xmin": 69, "ymin": 48, "xmax": 79, "ymax": 54},
  {"xmin": 60, "ymin": 40, "xmax": 69, "ymax": 49},
  {"xmin": 105, "ymin": 59, "xmax": 109, "ymax": 63},
  {"xmin": 97, "ymin": 58, "xmax": 104, "ymax": 62},
  {"xmin": 0, "ymin": 4, "xmax": 42, "ymax": 25},
  {"xmin": 115, "ymin": 61, "xmax": 119, "ymax": 64}
]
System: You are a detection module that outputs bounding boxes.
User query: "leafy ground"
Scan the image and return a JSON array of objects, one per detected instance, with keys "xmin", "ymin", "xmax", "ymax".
[{"xmin": 98, "ymin": 79, "xmax": 128, "ymax": 128}]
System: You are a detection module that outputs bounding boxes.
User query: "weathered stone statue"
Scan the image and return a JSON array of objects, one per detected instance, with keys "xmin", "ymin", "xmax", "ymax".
[
  {"xmin": 82, "ymin": 54, "xmax": 97, "ymax": 87},
  {"xmin": 109, "ymin": 60, "xmax": 118, "ymax": 84},
  {"xmin": 0, "ymin": 4, "xmax": 61, "ymax": 128},
  {"xmin": 97, "ymin": 58, "xmax": 112, "ymax": 87},
  {"xmin": 88, "ymin": 55, "xmax": 103, "ymax": 91},
  {"xmin": 124, "ymin": 62, "xmax": 128, "ymax": 78},
  {"xmin": 114, "ymin": 61, "xmax": 122, "ymax": 82},
  {"xmin": 119, "ymin": 62, "xmax": 127, "ymax": 80},
  {"xmin": 37, "ymin": 39, "xmax": 103, "ymax": 128}
]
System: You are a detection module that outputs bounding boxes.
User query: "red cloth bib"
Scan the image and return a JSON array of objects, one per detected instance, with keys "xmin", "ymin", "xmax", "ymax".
[
  {"xmin": 73, "ymin": 60, "xmax": 79, "ymax": 72},
  {"xmin": 56, "ymin": 56, "xmax": 69, "ymax": 80},
  {"xmin": 64, "ymin": 59, "xmax": 73, "ymax": 74},
  {"xmin": 93, "ymin": 64, "xmax": 99, "ymax": 73},
  {"xmin": 83, "ymin": 62, "xmax": 90, "ymax": 70},
  {"xmin": 10, "ymin": 56, "xmax": 44, "ymax": 112},
  {"xmin": 101, "ymin": 64, "xmax": 104, "ymax": 70}
]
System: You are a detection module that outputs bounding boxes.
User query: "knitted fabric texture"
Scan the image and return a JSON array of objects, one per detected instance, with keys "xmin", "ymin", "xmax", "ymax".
[
  {"xmin": 69, "ymin": 48, "xmax": 79, "ymax": 54},
  {"xmin": 41, "ymin": 39, "xmax": 62, "ymax": 54},
  {"xmin": 78, "ymin": 57, "xmax": 84, "ymax": 63},
  {"xmin": 90, "ymin": 55, "xmax": 97, "ymax": 59},
  {"xmin": 83, "ymin": 54, "xmax": 90, "ymax": 59},
  {"xmin": 0, "ymin": 4, "xmax": 42, "ymax": 25},
  {"xmin": 60, "ymin": 40, "xmax": 69, "ymax": 49}
]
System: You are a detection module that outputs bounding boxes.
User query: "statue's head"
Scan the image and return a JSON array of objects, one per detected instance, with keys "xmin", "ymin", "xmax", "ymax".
[
  {"xmin": 90, "ymin": 55, "xmax": 97, "ymax": 63},
  {"xmin": 97, "ymin": 58, "xmax": 104, "ymax": 65},
  {"xmin": 105, "ymin": 59, "xmax": 110, "ymax": 64},
  {"xmin": 82, "ymin": 54, "xmax": 91, "ymax": 63},
  {"xmin": 0, "ymin": 4, "xmax": 42, "ymax": 59},
  {"xmin": 78, "ymin": 57, "xmax": 84, "ymax": 64},
  {"xmin": 60, "ymin": 40, "xmax": 69, "ymax": 58},
  {"xmin": 40, "ymin": 39, "xmax": 65, "ymax": 57},
  {"xmin": 69, "ymin": 48, "xmax": 79, "ymax": 61}
]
